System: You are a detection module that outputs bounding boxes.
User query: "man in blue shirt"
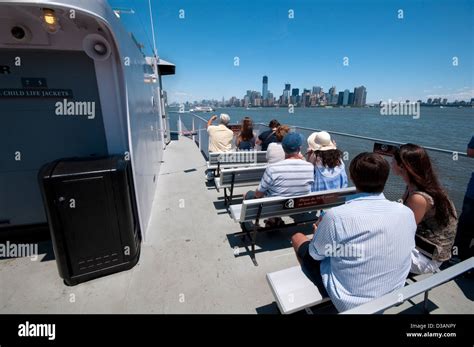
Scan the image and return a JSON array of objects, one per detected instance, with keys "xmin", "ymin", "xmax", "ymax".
[
  {"xmin": 454, "ymin": 136, "xmax": 474, "ymax": 262},
  {"xmin": 291, "ymin": 152, "xmax": 417, "ymax": 312}
]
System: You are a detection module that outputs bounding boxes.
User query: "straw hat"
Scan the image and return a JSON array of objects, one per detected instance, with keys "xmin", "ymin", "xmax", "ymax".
[{"xmin": 307, "ymin": 131, "xmax": 337, "ymax": 151}]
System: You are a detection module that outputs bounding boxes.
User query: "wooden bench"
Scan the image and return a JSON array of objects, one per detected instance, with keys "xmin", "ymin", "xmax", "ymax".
[
  {"xmin": 206, "ymin": 151, "xmax": 267, "ymax": 176},
  {"xmin": 229, "ymin": 187, "xmax": 358, "ymax": 265},
  {"xmin": 215, "ymin": 166, "xmax": 267, "ymax": 206},
  {"xmin": 267, "ymin": 257, "xmax": 473, "ymax": 314}
]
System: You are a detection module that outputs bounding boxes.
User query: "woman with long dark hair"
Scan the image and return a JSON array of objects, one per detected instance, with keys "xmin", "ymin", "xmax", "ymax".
[
  {"xmin": 307, "ymin": 131, "xmax": 348, "ymax": 192},
  {"xmin": 236, "ymin": 117, "xmax": 256, "ymax": 150},
  {"xmin": 392, "ymin": 143, "xmax": 458, "ymax": 274}
]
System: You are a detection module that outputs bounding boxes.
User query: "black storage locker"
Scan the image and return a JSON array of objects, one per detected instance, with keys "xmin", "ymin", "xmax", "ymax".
[{"xmin": 39, "ymin": 156, "xmax": 141, "ymax": 286}]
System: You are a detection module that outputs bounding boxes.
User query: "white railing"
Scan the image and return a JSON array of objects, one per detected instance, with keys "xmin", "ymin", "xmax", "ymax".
[{"xmin": 172, "ymin": 112, "xmax": 471, "ymax": 213}]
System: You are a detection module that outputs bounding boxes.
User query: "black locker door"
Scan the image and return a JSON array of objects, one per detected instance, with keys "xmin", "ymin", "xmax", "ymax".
[{"xmin": 54, "ymin": 173, "xmax": 123, "ymax": 275}]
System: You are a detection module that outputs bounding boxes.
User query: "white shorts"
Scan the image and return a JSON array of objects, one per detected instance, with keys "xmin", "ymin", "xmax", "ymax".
[{"xmin": 410, "ymin": 248, "xmax": 442, "ymax": 274}]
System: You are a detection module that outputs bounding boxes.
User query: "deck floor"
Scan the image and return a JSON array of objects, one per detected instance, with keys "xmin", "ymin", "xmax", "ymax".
[{"xmin": 0, "ymin": 136, "xmax": 472, "ymax": 314}]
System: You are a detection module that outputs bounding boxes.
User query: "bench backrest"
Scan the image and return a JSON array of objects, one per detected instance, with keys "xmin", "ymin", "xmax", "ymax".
[
  {"xmin": 220, "ymin": 166, "xmax": 267, "ymax": 186},
  {"xmin": 208, "ymin": 151, "xmax": 267, "ymax": 167},
  {"xmin": 238, "ymin": 187, "xmax": 358, "ymax": 222},
  {"xmin": 341, "ymin": 257, "xmax": 474, "ymax": 314}
]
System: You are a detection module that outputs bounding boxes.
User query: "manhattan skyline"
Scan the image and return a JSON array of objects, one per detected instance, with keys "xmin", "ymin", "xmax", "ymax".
[{"xmin": 111, "ymin": 0, "xmax": 473, "ymax": 104}]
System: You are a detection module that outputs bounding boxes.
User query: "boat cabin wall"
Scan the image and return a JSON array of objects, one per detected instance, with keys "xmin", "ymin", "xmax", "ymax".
[{"xmin": 0, "ymin": 1, "xmax": 165, "ymax": 239}]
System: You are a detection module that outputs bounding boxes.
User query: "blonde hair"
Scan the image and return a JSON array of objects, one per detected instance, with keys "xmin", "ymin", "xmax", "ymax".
[{"xmin": 275, "ymin": 125, "xmax": 290, "ymax": 142}]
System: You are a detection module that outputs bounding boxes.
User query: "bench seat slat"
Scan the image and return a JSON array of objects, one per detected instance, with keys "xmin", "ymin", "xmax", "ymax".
[
  {"xmin": 267, "ymin": 266, "xmax": 330, "ymax": 314},
  {"xmin": 341, "ymin": 257, "xmax": 474, "ymax": 314}
]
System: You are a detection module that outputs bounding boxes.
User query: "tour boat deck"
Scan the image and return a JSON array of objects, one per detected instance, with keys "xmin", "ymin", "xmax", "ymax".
[{"xmin": 0, "ymin": 136, "xmax": 472, "ymax": 314}]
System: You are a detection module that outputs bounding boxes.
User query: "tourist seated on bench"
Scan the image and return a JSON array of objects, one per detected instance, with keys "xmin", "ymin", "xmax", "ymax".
[
  {"xmin": 266, "ymin": 125, "xmax": 290, "ymax": 164},
  {"xmin": 306, "ymin": 131, "xmax": 348, "ymax": 192},
  {"xmin": 391, "ymin": 144, "xmax": 458, "ymax": 274},
  {"xmin": 245, "ymin": 132, "xmax": 314, "ymax": 227},
  {"xmin": 290, "ymin": 152, "xmax": 417, "ymax": 312}
]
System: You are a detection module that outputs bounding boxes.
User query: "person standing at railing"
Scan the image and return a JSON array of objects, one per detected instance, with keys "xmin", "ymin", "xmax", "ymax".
[
  {"xmin": 391, "ymin": 144, "xmax": 458, "ymax": 274},
  {"xmin": 454, "ymin": 136, "xmax": 474, "ymax": 265},
  {"xmin": 236, "ymin": 117, "xmax": 256, "ymax": 150},
  {"xmin": 256, "ymin": 119, "xmax": 280, "ymax": 151},
  {"xmin": 306, "ymin": 131, "xmax": 348, "ymax": 192},
  {"xmin": 206, "ymin": 113, "xmax": 234, "ymax": 153}
]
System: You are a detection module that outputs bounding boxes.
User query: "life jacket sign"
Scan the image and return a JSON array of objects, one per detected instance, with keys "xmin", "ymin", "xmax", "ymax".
[
  {"xmin": 283, "ymin": 194, "xmax": 341, "ymax": 209},
  {"xmin": 0, "ymin": 89, "xmax": 73, "ymax": 98}
]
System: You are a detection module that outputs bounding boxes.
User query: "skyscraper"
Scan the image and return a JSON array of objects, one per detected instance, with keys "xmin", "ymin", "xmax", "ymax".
[
  {"xmin": 262, "ymin": 76, "xmax": 268, "ymax": 100},
  {"xmin": 282, "ymin": 83, "xmax": 291, "ymax": 105},
  {"xmin": 312, "ymin": 86, "xmax": 322, "ymax": 95},
  {"xmin": 328, "ymin": 86, "xmax": 337, "ymax": 105},
  {"xmin": 353, "ymin": 86, "xmax": 367, "ymax": 106},
  {"xmin": 343, "ymin": 89, "xmax": 350, "ymax": 105},
  {"xmin": 348, "ymin": 92, "xmax": 355, "ymax": 105},
  {"xmin": 290, "ymin": 88, "xmax": 300, "ymax": 105},
  {"xmin": 337, "ymin": 91, "xmax": 344, "ymax": 105}
]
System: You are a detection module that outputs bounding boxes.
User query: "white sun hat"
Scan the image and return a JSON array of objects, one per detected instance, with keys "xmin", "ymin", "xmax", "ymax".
[{"xmin": 307, "ymin": 131, "xmax": 337, "ymax": 151}]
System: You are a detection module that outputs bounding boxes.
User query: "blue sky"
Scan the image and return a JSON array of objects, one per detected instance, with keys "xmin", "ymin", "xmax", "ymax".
[{"xmin": 110, "ymin": 0, "xmax": 473, "ymax": 103}]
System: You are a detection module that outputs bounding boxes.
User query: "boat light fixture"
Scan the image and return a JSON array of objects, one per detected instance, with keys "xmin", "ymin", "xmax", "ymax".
[{"xmin": 42, "ymin": 8, "xmax": 59, "ymax": 33}]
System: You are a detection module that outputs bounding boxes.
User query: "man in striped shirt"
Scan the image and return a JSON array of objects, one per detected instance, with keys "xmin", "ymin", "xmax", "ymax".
[
  {"xmin": 245, "ymin": 132, "xmax": 314, "ymax": 199},
  {"xmin": 291, "ymin": 153, "xmax": 417, "ymax": 312}
]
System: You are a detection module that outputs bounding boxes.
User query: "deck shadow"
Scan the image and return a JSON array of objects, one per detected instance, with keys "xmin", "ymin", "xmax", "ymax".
[
  {"xmin": 226, "ymin": 222, "xmax": 314, "ymax": 260},
  {"xmin": 454, "ymin": 276, "xmax": 474, "ymax": 301}
]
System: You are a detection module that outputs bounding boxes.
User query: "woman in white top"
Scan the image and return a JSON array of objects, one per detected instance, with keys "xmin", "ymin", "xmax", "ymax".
[{"xmin": 266, "ymin": 125, "xmax": 291, "ymax": 164}]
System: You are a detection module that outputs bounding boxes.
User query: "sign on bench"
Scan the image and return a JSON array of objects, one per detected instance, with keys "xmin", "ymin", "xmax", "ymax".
[{"xmin": 283, "ymin": 193, "xmax": 342, "ymax": 210}]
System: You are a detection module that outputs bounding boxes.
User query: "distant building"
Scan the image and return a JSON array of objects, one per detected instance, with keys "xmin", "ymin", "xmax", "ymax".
[
  {"xmin": 343, "ymin": 89, "xmax": 350, "ymax": 105},
  {"xmin": 348, "ymin": 92, "xmax": 355, "ymax": 105},
  {"xmin": 301, "ymin": 90, "xmax": 311, "ymax": 107},
  {"xmin": 337, "ymin": 91, "xmax": 344, "ymax": 105},
  {"xmin": 262, "ymin": 76, "xmax": 268, "ymax": 100},
  {"xmin": 353, "ymin": 86, "xmax": 367, "ymax": 106},
  {"xmin": 312, "ymin": 86, "xmax": 322, "ymax": 95},
  {"xmin": 281, "ymin": 83, "xmax": 291, "ymax": 105},
  {"xmin": 442, "ymin": 98, "xmax": 448, "ymax": 105}
]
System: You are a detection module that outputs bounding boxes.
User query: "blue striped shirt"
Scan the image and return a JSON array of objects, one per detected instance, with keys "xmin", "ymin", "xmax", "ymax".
[
  {"xmin": 257, "ymin": 159, "xmax": 314, "ymax": 197},
  {"xmin": 309, "ymin": 193, "xmax": 416, "ymax": 312}
]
